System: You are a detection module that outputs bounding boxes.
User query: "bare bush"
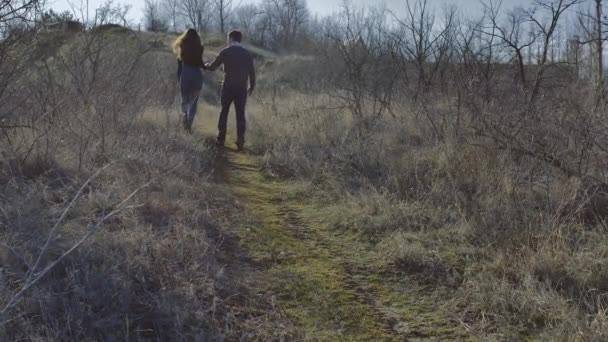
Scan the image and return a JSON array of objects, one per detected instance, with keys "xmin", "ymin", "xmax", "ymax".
[
  {"xmin": 144, "ymin": 0, "xmax": 170, "ymax": 32},
  {"xmin": 244, "ymin": 0, "xmax": 608, "ymax": 338},
  {"xmin": 0, "ymin": 2, "xmax": 278, "ymax": 339}
]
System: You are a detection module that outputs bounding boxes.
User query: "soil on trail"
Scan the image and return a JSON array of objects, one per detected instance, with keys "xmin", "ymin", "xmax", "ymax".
[{"xmin": 210, "ymin": 143, "xmax": 472, "ymax": 341}]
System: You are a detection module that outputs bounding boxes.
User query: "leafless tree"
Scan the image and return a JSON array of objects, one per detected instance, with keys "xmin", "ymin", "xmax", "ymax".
[
  {"xmin": 93, "ymin": 0, "xmax": 131, "ymax": 27},
  {"xmin": 321, "ymin": 4, "xmax": 395, "ymax": 138},
  {"xmin": 143, "ymin": 0, "xmax": 169, "ymax": 32},
  {"xmin": 161, "ymin": 0, "xmax": 180, "ymax": 31},
  {"xmin": 483, "ymin": 3, "xmax": 537, "ymax": 87},
  {"xmin": 525, "ymin": 0, "xmax": 584, "ymax": 101},
  {"xmin": 212, "ymin": 0, "xmax": 234, "ymax": 33},
  {"xmin": 180, "ymin": 0, "xmax": 210, "ymax": 32},
  {"xmin": 0, "ymin": 0, "xmax": 41, "ymax": 134},
  {"xmin": 232, "ymin": 4, "xmax": 260, "ymax": 34},
  {"xmin": 593, "ymin": 0, "xmax": 603, "ymax": 103},
  {"xmin": 466, "ymin": 0, "xmax": 588, "ymax": 178},
  {"xmin": 576, "ymin": 0, "xmax": 605, "ymax": 104},
  {"xmin": 262, "ymin": 0, "xmax": 309, "ymax": 50},
  {"xmin": 388, "ymin": 0, "xmax": 456, "ymax": 101},
  {"xmin": 0, "ymin": 0, "xmax": 42, "ymax": 37}
]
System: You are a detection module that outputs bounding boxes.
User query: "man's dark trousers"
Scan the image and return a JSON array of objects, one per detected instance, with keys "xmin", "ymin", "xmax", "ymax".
[{"xmin": 217, "ymin": 85, "xmax": 247, "ymax": 146}]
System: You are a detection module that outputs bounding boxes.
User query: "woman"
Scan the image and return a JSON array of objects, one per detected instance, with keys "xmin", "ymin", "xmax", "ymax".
[{"xmin": 173, "ymin": 29, "xmax": 205, "ymax": 132}]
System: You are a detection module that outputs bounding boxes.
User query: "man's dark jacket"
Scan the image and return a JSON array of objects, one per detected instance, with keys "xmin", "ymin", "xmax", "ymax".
[{"xmin": 206, "ymin": 44, "xmax": 256, "ymax": 91}]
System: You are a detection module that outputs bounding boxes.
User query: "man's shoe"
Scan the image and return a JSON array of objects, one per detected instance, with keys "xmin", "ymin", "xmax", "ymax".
[{"xmin": 236, "ymin": 142, "xmax": 245, "ymax": 152}]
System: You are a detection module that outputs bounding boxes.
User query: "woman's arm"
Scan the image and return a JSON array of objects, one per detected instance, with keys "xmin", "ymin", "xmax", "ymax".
[
  {"xmin": 200, "ymin": 46, "xmax": 206, "ymax": 69},
  {"xmin": 177, "ymin": 59, "xmax": 183, "ymax": 81}
]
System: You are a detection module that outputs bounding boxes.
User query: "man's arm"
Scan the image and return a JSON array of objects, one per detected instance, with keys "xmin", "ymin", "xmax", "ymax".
[
  {"xmin": 205, "ymin": 51, "xmax": 224, "ymax": 71},
  {"xmin": 248, "ymin": 54, "xmax": 256, "ymax": 94}
]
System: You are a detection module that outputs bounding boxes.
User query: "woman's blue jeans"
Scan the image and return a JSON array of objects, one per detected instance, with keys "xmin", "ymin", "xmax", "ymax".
[{"xmin": 180, "ymin": 64, "xmax": 203, "ymax": 130}]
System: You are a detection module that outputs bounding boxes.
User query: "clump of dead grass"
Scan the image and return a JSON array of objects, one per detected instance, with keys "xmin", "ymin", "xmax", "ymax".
[{"xmin": 246, "ymin": 83, "xmax": 608, "ymax": 339}]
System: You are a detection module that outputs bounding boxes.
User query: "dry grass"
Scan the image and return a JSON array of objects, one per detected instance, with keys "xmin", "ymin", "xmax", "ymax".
[
  {"xmin": 0, "ymin": 29, "xmax": 288, "ymax": 340},
  {"xmin": 244, "ymin": 67, "xmax": 608, "ymax": 338},
  {"xmin": 3, "ymin": 125, "xmax": 209, "ymax": 339},
  {"xmin": 5, "ymin": 17, "xmax": 608, "ymax": 339}
]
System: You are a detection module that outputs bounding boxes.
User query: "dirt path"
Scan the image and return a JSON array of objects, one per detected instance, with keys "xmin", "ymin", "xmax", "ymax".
[{"xmin": 212, "ymin": 145, "xmax": 472, "ymax": 341}]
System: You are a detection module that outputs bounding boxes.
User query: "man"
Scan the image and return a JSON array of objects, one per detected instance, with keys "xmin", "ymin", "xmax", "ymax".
[{"xmin": 205, "ymin": 30, "xmax": 256, "ymax": 151}]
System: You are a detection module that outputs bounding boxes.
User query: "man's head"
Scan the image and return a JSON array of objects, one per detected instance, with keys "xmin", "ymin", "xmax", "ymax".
[{"xmin": 228, "ymin": 30, "xmax": 243, "ymax": 44}]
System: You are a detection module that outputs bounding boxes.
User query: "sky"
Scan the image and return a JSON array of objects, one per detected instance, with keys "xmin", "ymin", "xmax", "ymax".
[
  {"xmin": 49, "ymin": 0, "xmax": 533, "ymax": 23},
  {"xmin": 303, "ymin": 0, "xmax": 529, "ymax": 16}
]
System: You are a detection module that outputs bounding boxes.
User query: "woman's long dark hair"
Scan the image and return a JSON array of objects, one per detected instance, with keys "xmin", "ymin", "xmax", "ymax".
[{"xmin": 173, "ymin": 28, "xmax": 203, "ymax": 61}]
